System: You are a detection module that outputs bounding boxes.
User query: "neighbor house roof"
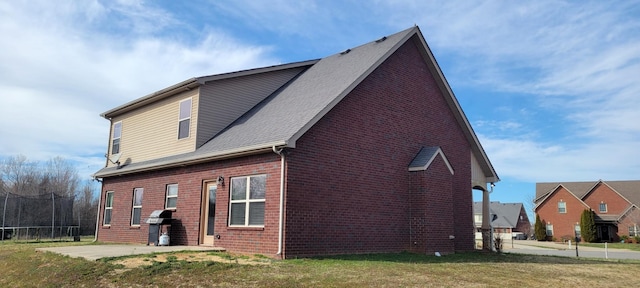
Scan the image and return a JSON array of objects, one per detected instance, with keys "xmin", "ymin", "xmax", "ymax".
[
  {"xmin": 94, "ymin": 26, "xmax": 499, "ymax": 181},
  {"xmin": 473, "ymin": 202, "xmax": 526, "ymax": 228},
  {"xmin": 534, "ymin": 180, "xmax": 640, "ymax": 206}
]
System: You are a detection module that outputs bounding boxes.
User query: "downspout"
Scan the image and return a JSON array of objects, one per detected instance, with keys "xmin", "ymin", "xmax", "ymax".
[
  {"xmin": 93, "ymin": 178, "xmax": 102, "ymax": 242},
  {"xmin": 272, "ymin": 146, "xmax": 286, "ymax": 256}
]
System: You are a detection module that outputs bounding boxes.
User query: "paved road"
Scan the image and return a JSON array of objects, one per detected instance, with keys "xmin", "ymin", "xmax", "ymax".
[{"xmin": 503, "ymin": 240, "xmax": 640, "ymax": 260}]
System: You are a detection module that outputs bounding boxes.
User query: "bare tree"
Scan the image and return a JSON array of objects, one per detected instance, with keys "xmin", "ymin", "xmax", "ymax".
[
  {"xmin": 73, "ymin": 180, "xmax": 98, "ymax": 235},
  {"xmin": 45, "ymin": 157, "xmax": 79, "ymax": 197},
  {"xmin": 1, "ymin": 155, "xmax": 41, "ymax": 196}
]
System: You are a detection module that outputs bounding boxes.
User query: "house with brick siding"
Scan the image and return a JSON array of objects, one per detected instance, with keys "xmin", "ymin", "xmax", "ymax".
[
  {"xmin": 534, "ymin": 180, "xmax": 640, "ymax": 242},
  {"xmin": 93, "ymin": 26, "xmax": 499, "ymax": 258}
]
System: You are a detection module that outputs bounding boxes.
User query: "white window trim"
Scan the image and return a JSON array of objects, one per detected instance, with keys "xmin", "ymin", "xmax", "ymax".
[
  {"xmin": 112, "ymin": 121, "xmax": 122, "ymax": 154},
  {"xmin": 131, "ymin": 188, "xmax": 143, "ymax": 226},
  {"xmin": 557, "ymin": 201, "xmax": 566, "ymax": 214},
  {"xmin": 546, "ymin": 224, "xmax": 554, "ymax": 236},
  {"xmin": 599, "ymin": 202, "xmax": 608, "ymax": 213},
  {"xmin": 165, "ymin": 184, "xmax": 178, "ymax": 210},
  {"xmin": 178, "ymin": 98, "xmax": 192, "ymax": 140},
  {"xmin": 228, "ymin": 175, "xmax": 266, "ymax": 227},
  {"xmin": 103, "ymin": 191, "xmax": 114, "ymax": 226}
]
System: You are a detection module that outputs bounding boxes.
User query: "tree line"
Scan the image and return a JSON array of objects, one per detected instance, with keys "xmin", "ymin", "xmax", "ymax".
[{"xmin": 0, "ymin": 155, "xmax": 98, "ymax": 236}]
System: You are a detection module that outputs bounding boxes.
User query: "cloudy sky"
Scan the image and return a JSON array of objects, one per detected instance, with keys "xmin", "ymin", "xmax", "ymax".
[{"xmin": 1, "ymin": 0, "xmax": 639, "ymax": 212}]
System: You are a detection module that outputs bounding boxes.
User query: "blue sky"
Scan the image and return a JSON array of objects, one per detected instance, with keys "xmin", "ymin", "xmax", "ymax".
[{"xmin": 1, "ymin": 0, "xmax": 639, "ymax": 216}]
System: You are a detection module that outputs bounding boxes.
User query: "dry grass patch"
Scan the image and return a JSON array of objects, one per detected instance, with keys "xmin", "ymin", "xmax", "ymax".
[{"xmin": 111, "ymin": 251, "xmax": 272, "ymax": 269}]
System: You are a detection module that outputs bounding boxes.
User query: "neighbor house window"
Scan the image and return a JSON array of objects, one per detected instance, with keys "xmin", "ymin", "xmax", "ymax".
[
  {"xmin": 474, "ymin": 214, "xmax": 482, "ymax": 223},
  {"xmin": 112, "ymin": 122, "xmax": 122, "ymax": 154},
  {"xmin": 178, "ymin": 98, "xmax": 192, "ymax": 139},
  {"xmin": 546, "ymin": 224, "xmax": 554, "ymax": 236},
  {"xmin": 630, "ymin": 225, "xmax": 639, "ymax": 237},
  {"xmin": 557, "ymin": 201, "xmax": 566, "ymax": 214},
  {"xmin": 229, "ymin": 175, "xmax": 266, "ymax": 226},
  {"xmin": 103, "ymin": 191, "xmax": 114, "ymax": 226},
  {"xmin": 599, "ymin": 202, "xmax": 607, "ymax": 213},
  {"xmin": 131, "ymin": 188, "xmax": 143, "ymax": 226},
  {"xmin": 165, "ymin": 184, "xmax": 178, "ymax": 209}
]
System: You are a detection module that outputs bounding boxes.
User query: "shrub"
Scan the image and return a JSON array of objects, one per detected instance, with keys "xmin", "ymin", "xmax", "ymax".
[
  {"xmin": 534, "ymin": 215, "xmax": 547, "ymax": 241},
  {"xmin": 580, "ymin": 209, "xmax": 597, "ymax": 243}
]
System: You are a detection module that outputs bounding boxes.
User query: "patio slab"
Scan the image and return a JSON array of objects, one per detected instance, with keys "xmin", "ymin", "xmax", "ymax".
[{"xmin": 36, "ymin": 244, "xmax": 225, "ymax": 261}]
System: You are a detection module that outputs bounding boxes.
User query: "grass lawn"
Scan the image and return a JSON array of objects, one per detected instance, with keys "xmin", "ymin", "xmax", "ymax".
[{"xmin": 2, "ymin": 240, "xmax": 640, "ymax": 287}]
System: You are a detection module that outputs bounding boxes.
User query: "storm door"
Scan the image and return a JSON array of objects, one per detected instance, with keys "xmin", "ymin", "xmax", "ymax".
[{"xmin": 201, "ymin": 182, "xmax": 217, "ymax": 245}]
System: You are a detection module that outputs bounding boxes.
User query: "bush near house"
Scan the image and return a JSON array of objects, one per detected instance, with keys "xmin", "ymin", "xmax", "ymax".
[
  {"xmin": 534, "ymin": 215, "xmax": 547, "ymax": 241},
  {"xmin": 580, "ymin": 209, "xmax": 597, "ymax": 243}
]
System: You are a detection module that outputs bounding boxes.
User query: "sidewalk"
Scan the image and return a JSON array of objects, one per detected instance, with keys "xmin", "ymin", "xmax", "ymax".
[{"xmin": 502, "ymin": 240, "xmax": 640, "ymax": 260}]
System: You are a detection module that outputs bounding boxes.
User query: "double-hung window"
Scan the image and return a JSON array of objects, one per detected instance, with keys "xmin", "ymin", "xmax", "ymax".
[
  {"xmin": 557, "ymin": 201, "xmax": 566, "ymax": 213},
  {"xmin": 103, "ymin": 191, "xmax": 114, "ymax": 225},
  {"xmin": 131, "ymin": 188, "xmax": 143, "ymax": 226},
  {"xmin": 599, "ymin": 202, "xmax": 607, "ymax": 213},
  {"xmin": 165, "ymin": 184, "xmax": 178, "ymax": 209},
  {"xmin": 546, "ymin": 224, "xmax": 554, "ymax": 236},
  {"xmin": 112, "ymin": 122, "xmax": 122, "ymax": 154},
  {"xmin": 178, "ymin": 98, "xmax": 192, "ymax": 139},
  {"xmin": 629, "ymin": 225, "xmax": 639, "ymax": 237},
  {"xmin": 229, "ymin": 175, "xmax": 266, "ymax": 227}
]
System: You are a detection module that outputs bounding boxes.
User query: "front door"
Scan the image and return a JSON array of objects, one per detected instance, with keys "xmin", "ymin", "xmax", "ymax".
[{"xmin": 201, "ymin": 182, "xmax": 217, "ymax": 245}]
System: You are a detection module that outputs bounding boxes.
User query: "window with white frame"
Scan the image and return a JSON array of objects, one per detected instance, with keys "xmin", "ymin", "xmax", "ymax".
[
  {"xmin": 474, "ymin": 214, "xmax": 482, "ymax": 224},
  {"xmin": 112, "ymin": 122, "xmax": 122, "ymax": 154},
  {"xmin": 599, "ymin": 202, "xmax": 607, "ymax": 213},
  {"xmin": 131, "ymin": 188, "xmax": 143, "ymax": 226},
  {"xmin": 165, "ymin": 184, "xmax": 178, "ymax": 209},
  {"xmin": 630, "ymin": 225, "xmax": 639, "ymax": 237},
  {"xmin": 103, "ymin": 191, "xmax": 114, "ymax": 225},
  {"xmin": 557, "ymin": 201, "xmax": 566, "ymax": 213},
  {"xmin": 178, "ymin": 98, "xmax": 192, "ymax": 139},
  {"xmin": 546, "ymin": 223, "xmax": 554, "ymax": 236},
  {"xmin": 229, "ymin": 175, "xmax": 266, "ymax": 226}
]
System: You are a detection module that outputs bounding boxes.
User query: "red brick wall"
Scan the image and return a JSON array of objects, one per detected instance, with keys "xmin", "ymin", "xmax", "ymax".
[
  {"xmin": 535, "ymin": 186, "xmax": 588, "ymax": 240},
  {"xmin": 283, "ymin": 39, "xmax": 473, "ymax": 257},
  {"xmin": 583, "ymin": 182, "xmax": 631, "ymax": 216},
  {"xmin": 410, "ymin": 156, "xmax": 455, "ymax": 254},
  {"xmin": 97, "ymin": 153, "xmax": 282, "ymax": 256}
]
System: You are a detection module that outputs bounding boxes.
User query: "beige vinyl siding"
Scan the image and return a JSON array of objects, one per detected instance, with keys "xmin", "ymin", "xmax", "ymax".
[
  {"xmin": 471, "ymin": 151, "xmax": 487, "ymax": 189},
  {"xmin": 107, "ymin": 89, "xmax": 199, "ymax": 167},
  {"xmin": 197, "ymin": 67, "xmax": 307, "ymax": 147}
]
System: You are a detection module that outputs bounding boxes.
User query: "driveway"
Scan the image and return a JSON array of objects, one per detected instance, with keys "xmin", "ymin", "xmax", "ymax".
[
  {"xmin": 36, "ymin": 244, "xmax": 224, "ymax": 261},
  {"xmin": 503, "ymin": 240, "xmax": 640, "ymax": 260}
]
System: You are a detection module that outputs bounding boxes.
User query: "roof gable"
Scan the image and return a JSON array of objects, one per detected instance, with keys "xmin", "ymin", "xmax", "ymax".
[
  {"xmin": 473, "ymin": 202, "xmax": 526, "ymax": 228},
  {"xmin": 408, "ymin": 146, "xmax": 454, "ymax": 174},
  {"xmin": 534, "ymin": 184, "xmax": 590, "ymax": 211}
]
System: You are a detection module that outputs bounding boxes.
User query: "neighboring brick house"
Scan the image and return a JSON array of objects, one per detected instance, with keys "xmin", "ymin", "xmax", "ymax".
[
  {"xmin": 534, "ymin": 180, "xmax": 640, "ymax": 242},
  {"xmin": 93, "ymin": 26, "xmax": 499, "ymax": 258},
  {"xmin": 473, "ymin": 202, "xmax": 531, "ymax": 240}
]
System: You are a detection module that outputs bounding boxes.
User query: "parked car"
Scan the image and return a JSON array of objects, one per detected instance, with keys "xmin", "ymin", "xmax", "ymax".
[{"xmin": 512, "ymin": 232, "xmax": 527, "ymax": 240}]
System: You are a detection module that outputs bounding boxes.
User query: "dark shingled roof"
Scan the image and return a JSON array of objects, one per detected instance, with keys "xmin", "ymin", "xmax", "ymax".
[{"xmin": 93, "ymin": 26, "xmax": 498, "ymax": 180}]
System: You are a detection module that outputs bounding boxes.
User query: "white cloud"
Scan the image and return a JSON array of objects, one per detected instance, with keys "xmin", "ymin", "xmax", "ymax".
[{"xmin": 0, "ymin": 0, "xmax": 276, "ymax": 178}]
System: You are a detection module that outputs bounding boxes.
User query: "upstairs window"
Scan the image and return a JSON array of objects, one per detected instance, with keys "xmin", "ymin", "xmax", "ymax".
[
  {"xmin": 131, "ymin": 188, "xmax": 143, "ymax": 226},
  {"xmin": 178, "ymin": 98, "xmax": 192, "ymax": 139},
  {"xmin": 557, "ymin": 201, "xmax": 566, "ymax": 214},
  {"xmin": 165, "ymin": 184, "xmax": 178, "ymax": 210},
  {"xmin": 229, "ymin": 175, "xmax": 266, "ymax": 227},
  {"xmin": 599, "ymin": 202, "xmax": 607, "ymax": 213},
  {"xmin": 112, "ymin": 122, "xmax": 122, "ymax": 154}
]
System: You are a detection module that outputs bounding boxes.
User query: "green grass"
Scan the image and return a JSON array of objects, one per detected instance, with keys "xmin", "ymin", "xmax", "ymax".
[
  {"xmin": 2, "ymin": 241, "xmax": 640, "ymax": 287},
  {"xmin": 579, "ymin": 242, "xmax": 640, "ymax": 251}
]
